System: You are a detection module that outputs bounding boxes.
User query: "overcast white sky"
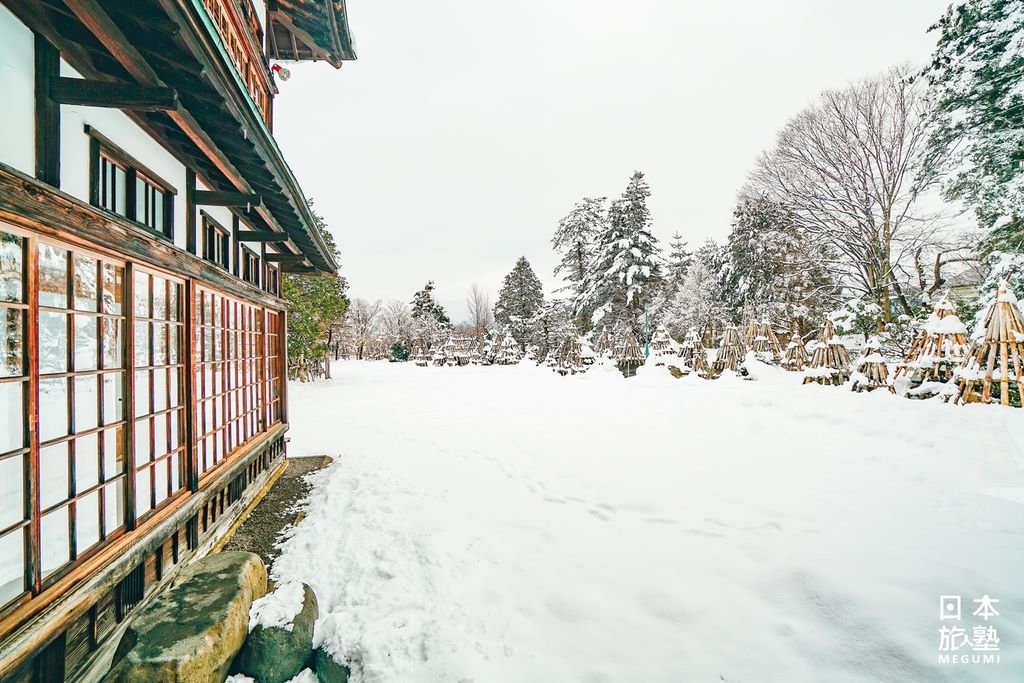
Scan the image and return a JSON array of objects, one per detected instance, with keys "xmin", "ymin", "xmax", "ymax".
[{"xmin": 274, "ymin": 0, "xmax": 952, "ymax": 321}]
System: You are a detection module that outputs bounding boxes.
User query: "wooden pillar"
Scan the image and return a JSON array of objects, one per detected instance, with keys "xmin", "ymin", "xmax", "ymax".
[
  {"xmin": 123, "ymin": 265, "xmax": 136, "ymax": 531},
  {"xmin": 34, "ymin": 35, "xmax": 60, "ymax": 187},
  {"xmin": 184, "ymin": 279, "xmax": 198, "ymax": 492},
  {"xmin": 25, "ymin": 237, "xmax": 41, "ymax": 595},
  {"xmin": 185, "ymin": 169, "xmax": 197, "ymax": 255}
]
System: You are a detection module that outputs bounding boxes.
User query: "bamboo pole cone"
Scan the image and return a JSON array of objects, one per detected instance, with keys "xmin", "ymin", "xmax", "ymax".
[
  {"xmin": 782, "ymin": 327, "xmax": 809, "ymax": 371},
  {"xmin": 955, "ymin": 281, "xmax": 1024, "ymax": 407},
  {"xmin": 802, "ymin": 319, "xmax": 851, "ymax": 386},
  {"xmin": 895, "ymin": 293, "xmax": 968, "ymax": 394},
  {"xmin": 851, "ymin": 337, "xmax": 895, "ymax": 393}
]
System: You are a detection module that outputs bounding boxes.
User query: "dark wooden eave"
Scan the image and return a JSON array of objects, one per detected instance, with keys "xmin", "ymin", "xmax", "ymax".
[
  {"xmin": 268, "ymin": 0, "xmax": 356, "ymax": 67},
  {"xmin": 2, "ymin": 0, "xmax": 335, "ymax": 272}
]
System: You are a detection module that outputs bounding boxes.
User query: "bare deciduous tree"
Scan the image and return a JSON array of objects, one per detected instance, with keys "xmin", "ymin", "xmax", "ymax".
[
  {"xmin": 347, "ymin": 298, "xmax": 382, "ymax": 359},
  {"xmin": 465, "ymin": 283, "xmax": 493, "ymax": 339},
  {"xmin": 380, "ymin": 299, "xmax": 415, "ymax": 350},
  {"xmin": 751, "ymin": 66, "xmax": 952, "ymax": 324}
]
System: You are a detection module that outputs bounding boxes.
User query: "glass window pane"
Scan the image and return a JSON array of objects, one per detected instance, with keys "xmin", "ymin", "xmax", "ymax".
[
  {"xmin": 170, "ymin": 452, "xmax": 181, "ymax": 493},
  {"xmin": 38, "ymin": 244, "xmax": 67, "ymax": 309},
  {"xmin": 40, "ymin": 441, "xmax": 69, "ymax": 509},
  {"xmin": 152, "ymin": 278, "xmax": 166, "ymax": 321},
  {"xmin": 134, "ymin": 418, "xmax": 150, "ymax": 467},
  {"xmin": 73, "ymin": 254, "xmax": 98, "ymax": 312},
  {"xmin": 153, "ymin": 460, "xmax": 168, "ymax": 505},
  {"xmin": 74, "ymin": 314, "xmax": 98, "ymax": 371},
  {"xmin": 169, "ymin": 410, "xmax": 180, "ymax": 450},
  {"xmin": 101, "ymin": 263, "xmax": 123, "ymax": 315},
  {"xmin": 134, "ymin": 322, "xmax": 150, "ymax": 367},
  {"xmin": 133, "ymin": 272, "xmax": 149, "ymax": 318},
  {"xmin": 0, "ymin": 381, "xmax": 23, "ymax": 454},
  {"xmin": 102, "ymin": 372, "xmax": 123, "ymax": 425},
  {"xmin": 101, "ymin": 317, "xmax": 123, "ymax": 369},
  {"xmin": 0, "ymin": 530, "xmax": 25, "ymax": 605},
  {"xmin": 153, "ymin": 414, "xmax": 166, "ymax": 458},
  {"xmin": 103, "ymin": 479, "xmax": 125, "ymax": 535},
  {"xmin": 74, "ymin": 431, "xmax": 99, "ymax": 493},
  {"xmin": 134, "ymin": 370, "xmax": 149, "ymax": 416},
  {"xmin": 39, "ymin": 378, "xmax": 68, "ymax": 443},
  {"xmin": 74, "ymin": 375, "xmax": 98, "ymax": 432},
  {"xmin": 0, "ymin": 232, "xmax": 24, "ymax": 304},
  {"xmin": 134, "ymin": 467, "xmax": 151, "ymax": 517},
  {"xmin": 102, "ymin": 426, "xmax": 124, "ymax": 478},
  {"xmin": 113, "ymin": 166, "xmax": 127, "ymax": 216},
  {"xmin": 168, "ymin": 284, "xmax": 179, "ymax": 322},
  {"xmin": 153, "ymin": 190, "xmax": 164, "ymax": 232},
  {"xmin": 76, "ymin": 490, "xmax": 100, "ymax": 552},
  {"xmin": 168, "ymin": 370, "xmax": 179, "ymax": 409},
  {"xmin": 0, "ymin": 308, "xmax": 23, "ymax": 377},
  {"xmin": 39, "ymin": 312, "xmax": 68, "ymax": 374},
  {"xmin": 153, "ymin": 369, "xmax": 167, "ymax": 413},
  {"xmin": 154, "ymin": 324, "xmax": 167, "ymax": 366},
  {"xmin": 0, "ymin": 454, "xmax": 24, "ymax": 529},
  {"xmin": 40, "ymin": 506, "xmax": 70, "ymax": 577}
]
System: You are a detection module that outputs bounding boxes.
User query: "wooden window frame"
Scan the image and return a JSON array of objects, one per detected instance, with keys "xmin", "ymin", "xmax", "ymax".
[
  {"xmin": 201, "ymin": 213, "xmax": 230, "ymax": 271},
  {"xmin": 240, "ymin": 245, "xmax": 260, "ymax": 287},
  {"xmin": 85, "ymin": 126, "xmax": 176, "ymax": 241}
]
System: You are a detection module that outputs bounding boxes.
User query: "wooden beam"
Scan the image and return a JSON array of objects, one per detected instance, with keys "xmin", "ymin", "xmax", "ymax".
[
  {"xmin": 185, "ymin": 169, "xmax": 197, "ymax": 255},
  {"xmin": 52, "ymin": 77, "xmax": 178, "ymax": 110},
  {"xmin": 235, "ymin": 230, "xmax": 290, "ymax": 243},
  {"xmin": 264, "ymin": 253, "xmax": 305, "ymax": 263},
  {"xmin": 193, "ymin": 190, "xmax": 262, "ymax": 208},
  {"xmin": 34, "ymin": 34, "xmax": 60, "ymax": 187},
  {"xmin": 0, "ymin": 163, "xmax": 283, "ymax": 310},
  {"xmin": 61, "ymin": 0, "xmax": 162, "ymax": 85},
  {"xmin": 280, "ymin": 263, "xmax": 317, "ymax": 273}
]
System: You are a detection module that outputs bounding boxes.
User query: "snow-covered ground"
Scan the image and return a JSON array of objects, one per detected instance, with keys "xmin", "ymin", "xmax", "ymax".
[{"xmin": 273, "ymin": 360, "xmax": 1024, "ymax": 682}]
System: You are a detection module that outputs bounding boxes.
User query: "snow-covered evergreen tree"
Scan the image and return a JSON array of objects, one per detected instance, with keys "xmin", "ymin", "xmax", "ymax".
[
  {"xmin": 410, "ymin": 281, "xmax": 451, "ymax": 348},
  {"xmin": 923, "ymin": 0, "xmax": 1024, "ymax": 231},
  {"xmin": 664, "ymin": 232, "xmax": 692, "ymax": 294},
  {"xmin": 494, "ymin": 257, "xmax": 545, "ymax": 349},
  {"xmin": 723, "ymin": 192, "xmax": 835, "ymax": 330},
  {"xmin": 584, "ymin": 172, "xmax": 663, "ymax": 332},
  {"xmin": 664, "ymin": 239, "xmax": 726, "ymax": 343},
  {"xmin": 552, "ymin": 197, "xmax": 606, "ymax": 322}
]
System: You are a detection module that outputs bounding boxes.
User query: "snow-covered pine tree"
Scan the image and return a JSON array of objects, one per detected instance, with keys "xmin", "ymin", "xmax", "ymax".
[
  {"xmin": 410, "ymin": 281, "xmax": 452, "ymax": 349},
  {"xmin": 724, "ymin": 192, "xmax": 835, "ymax": 332},
  {"xmin": 494, "ymin": 257, "xmax": 545, "ymax": 350},
  {"xmin": 924, "ymin": 0, "xmax": 1024, "ymax": 233},
  {"xmin": 553, "ymin": 197, "xmax": 606, "ymax": 324},
  {"xmin": 584, "ymin": 172, "xmax": 663, "ymax": 333},
  {"xmin": 665, "ymin": 232, "xmax": 692, "ymax": 292},
  {"xmin": 664, "ymin": 239, "xmax": 726, "ymax": 342},
  {"xmin": 532, "ymin": 299, "xmax": 577, "ymax": 362}
]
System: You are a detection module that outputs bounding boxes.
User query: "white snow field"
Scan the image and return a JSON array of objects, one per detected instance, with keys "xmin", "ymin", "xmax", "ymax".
[{"xmin": 274, "ymin": 360, "xmax": 1024, "ymax": 683}]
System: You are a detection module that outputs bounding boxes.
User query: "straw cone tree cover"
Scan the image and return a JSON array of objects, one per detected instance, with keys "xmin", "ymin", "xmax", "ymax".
[{"xmin": 955, "ymin": 281, "xmax": 1024, "ymax": 406}]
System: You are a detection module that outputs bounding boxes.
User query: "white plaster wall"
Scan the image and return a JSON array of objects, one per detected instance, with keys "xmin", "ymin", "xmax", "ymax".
[
  {"xmin": 59, "ymin": 61, "xmax": 191, "ymax": 250},
  {"xmin": 0, "ymin": 6, "xmax": 36, "ymax": 176}
]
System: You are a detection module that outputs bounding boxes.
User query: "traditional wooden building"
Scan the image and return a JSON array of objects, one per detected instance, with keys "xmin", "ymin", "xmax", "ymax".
[{"xmin": 0, "ymin": 0, "xmax": 355, "ymax": 679}]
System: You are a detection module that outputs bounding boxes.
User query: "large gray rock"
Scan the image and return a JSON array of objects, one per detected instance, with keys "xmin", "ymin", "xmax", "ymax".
[
  {"xmin": 234, "ymin": 582, "xmax": 319, "ymax": 683},
  {"xmin": 314, "ymin": 647, "xmax": 351, "ymax": 683},
  {"xmin": 104, "ymin": 551, "xmax": 268, "ymax": 683}
]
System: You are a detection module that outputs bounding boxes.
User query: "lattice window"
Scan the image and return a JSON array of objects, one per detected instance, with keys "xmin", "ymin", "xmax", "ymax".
[
  {"xmin": 36, "ymin": 241, "xmax": 127, "ymax": 585},
  {"xmin": 0, "ymin": 230, "xmax": 28, "ymax": 608},
  {"xmin": 131, "ymin": 270, "xmax": 186, "ymax": 520}
]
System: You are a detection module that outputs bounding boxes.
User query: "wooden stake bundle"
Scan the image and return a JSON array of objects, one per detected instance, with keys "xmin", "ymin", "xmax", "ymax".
[
  {"xmin": 615, "ymin": 328, "xmax": 646, "ymax": 377},
  {"xmin": 711, "ymin": 324, "xmax": 747, "ymax": 375},
  {"xmin": 554, "ymin": 336, "xmax": 587, "ymax": 375},
  {"xmin": 675, "ymin": 327, "xmax": 709, "ymax": 376},
  {"xmin": 749, "ymin": 319, "xmax": 783, "ymax": 362},
  {"xmin": 895, "ymin": 294, "xmax": 968, "ymax": 389},
  {"xmin": 802, "ymin": 319, "xmax": 850, "ymax": 385},
  {"xmin": 955, "ymin": 281, "xmax": 1024, "ymax": 407},
  {"xmin": 850, "ymin": 337, "xmax": 895, "ymax": 393},
  {"xmin": 593, "ymin": 326, "xmax": 612, "ymax": 356},
  {"xmin": 781, "ymin": 328, "xmax": 809, "ymax": 371},
  {"xmin": 495, "ymin": 332, "xmax": 522, "ymax": 365}
]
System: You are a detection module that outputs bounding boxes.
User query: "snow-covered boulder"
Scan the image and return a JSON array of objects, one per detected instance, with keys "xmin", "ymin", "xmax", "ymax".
[{"xmin": 234, "ymin": 581, "xmax": 320, "ymax": 683}]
